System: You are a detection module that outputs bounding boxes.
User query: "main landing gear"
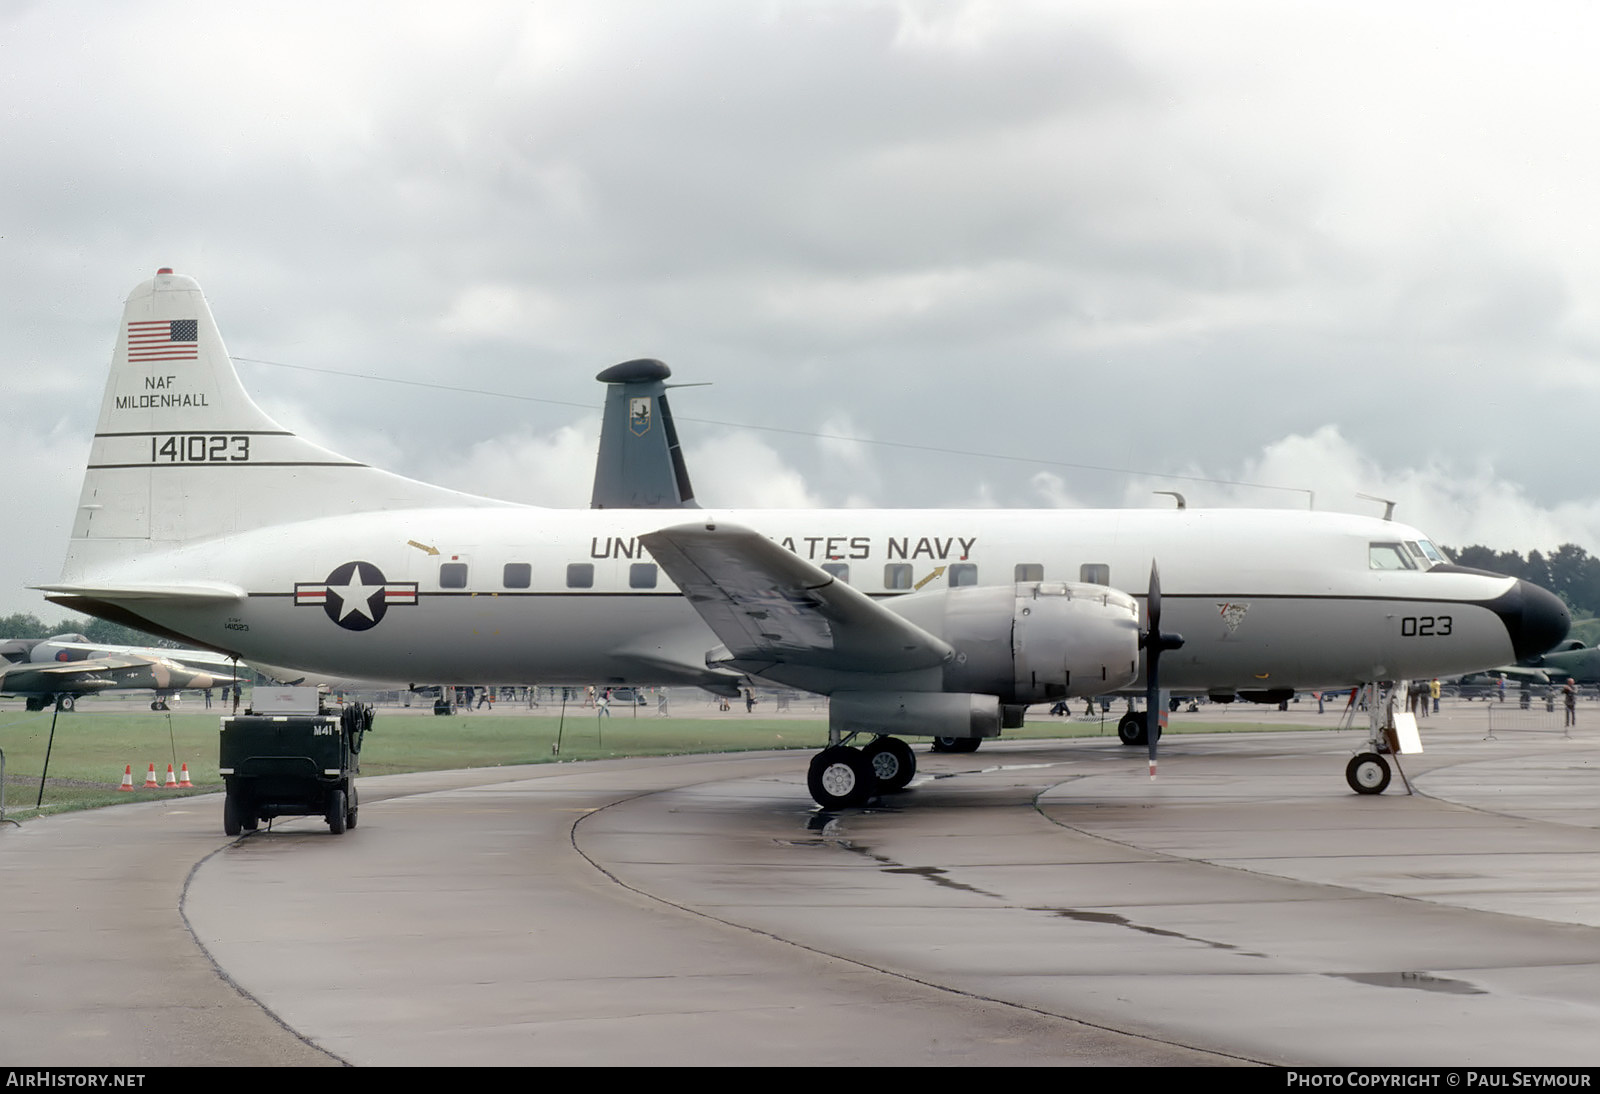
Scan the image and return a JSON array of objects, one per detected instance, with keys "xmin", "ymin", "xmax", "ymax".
[
  {"xmin": 806, "ymin": 735, "xmax": 919, "ymax": 809},
  {"xmin": 1116, "ymin": 709, "xmax": 1161, "ymax": 747}
]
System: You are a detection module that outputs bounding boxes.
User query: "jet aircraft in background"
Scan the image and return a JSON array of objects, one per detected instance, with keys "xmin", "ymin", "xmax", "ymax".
[
  {"xmin": 37, "ymin": 271, "xmax": 1569, "ymax": 806},
  {"xmin": 0, "ymin": 633, "xmax": 242, "ymax": 711},
  {"xmin": 1521, "ymin": 639, "xmax": 1600, "ymax": 685}
]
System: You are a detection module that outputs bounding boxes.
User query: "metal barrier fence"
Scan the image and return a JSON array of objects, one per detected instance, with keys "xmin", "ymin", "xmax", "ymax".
[{"xmin": 1469, "ymin": 688, "xmax": 1584, "ymax": 739}]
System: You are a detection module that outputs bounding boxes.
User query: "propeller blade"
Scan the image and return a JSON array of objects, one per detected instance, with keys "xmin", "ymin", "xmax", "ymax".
[{"xmin": 1141, "ymin": 561, "xmax": 1184, "ymax": 779}]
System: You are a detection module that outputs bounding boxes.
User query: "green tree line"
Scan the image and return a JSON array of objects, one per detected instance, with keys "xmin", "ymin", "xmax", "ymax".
[
  {"xmin": 0, "ymin": 613, "xmax": 173, "ymax": 648},
  {"xmin": 1446, "ymin": 543, "xmax": 1600, "ymax": 617}
]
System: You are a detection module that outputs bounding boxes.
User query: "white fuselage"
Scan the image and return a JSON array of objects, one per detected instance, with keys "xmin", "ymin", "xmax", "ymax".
[{"xmin": 64, "ymin": 503, "xmax": 1538, "ymax": 694}]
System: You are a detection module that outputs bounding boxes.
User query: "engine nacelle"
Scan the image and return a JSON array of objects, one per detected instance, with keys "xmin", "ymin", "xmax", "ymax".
[
  {"xmin": 890, "ymin": 582, "xmax": 1141, "ymax": 704},
  {"xmin": 831, "ymin": 691, "xmax": 1003, "ymax": 740}
]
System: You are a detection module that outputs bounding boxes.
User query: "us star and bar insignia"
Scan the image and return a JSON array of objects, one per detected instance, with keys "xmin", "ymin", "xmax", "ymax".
[{"xmin": 296, "ymin": 561, "xmax": 418, "ymax": 631}]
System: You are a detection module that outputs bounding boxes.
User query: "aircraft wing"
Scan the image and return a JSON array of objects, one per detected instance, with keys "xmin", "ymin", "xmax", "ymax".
[
  {"xmin": 638, "ymin": 521, "xmax": 953, "ymax": 674},
  {"xmin": 40, "ymin": 640, "xmax": 239, "ymax": 672},
  {"xmin": 0, "ymin": 659, "xmax": 126, "ymax": 693}
]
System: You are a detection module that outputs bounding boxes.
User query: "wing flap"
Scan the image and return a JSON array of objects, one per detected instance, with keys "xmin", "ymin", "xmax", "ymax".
[{"xmin": 639, "ymin": 522, "xmax": 952, "ymax": 674}]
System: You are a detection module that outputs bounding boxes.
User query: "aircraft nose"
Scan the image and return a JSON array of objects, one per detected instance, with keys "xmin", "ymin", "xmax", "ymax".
[{"xmin": 1495, "ymin": 580, "xmax": 1571, "ymax": 661}]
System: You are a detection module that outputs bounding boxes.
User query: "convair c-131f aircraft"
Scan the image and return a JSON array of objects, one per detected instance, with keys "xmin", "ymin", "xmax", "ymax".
[{"xmin": 41, "ymin": 271, "xmax": 1569, "ymax": 808}]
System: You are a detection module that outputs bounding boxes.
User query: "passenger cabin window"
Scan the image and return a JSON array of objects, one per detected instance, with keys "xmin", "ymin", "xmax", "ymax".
[
  {"xmin": 630, "ymin": 563, "xmax": 658, "ymax": 589},
  {"xmin": 1015, "ymin": 563, "xmax": 1043, "ymax": 583},
  {"xmin": 884, "ymin": 564, "xmax": 912, "ymax": 590},
  {"xmin": 949, "ymin": 563, "xmax": 978, "ymax": 587},
  {"xmin": 821, "ymin": 562, "xmax": 850, "ymax": 583},
  {"xmin": 503, "ymin": 563, "xmax": 531, "ymax": 589},
  {"xmin": 439, "ymin": 563, "xmax": 468, "ymax": 589},
  {"xmin": 1080, "ymin": 563, "xmax": 1110, "ymax": 586},
  {"xmin": 1368, "ymin": 543, "xmax": 1416, "ymax": 570},
  {"xmin": 566, "ymin": 563, "xmax": 595, "ymax": 589}
]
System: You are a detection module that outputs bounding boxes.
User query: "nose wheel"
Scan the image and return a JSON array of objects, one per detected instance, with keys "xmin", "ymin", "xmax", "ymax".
[{"xmin": 1345, "ymin": 752, "xmax": 1391, "ymax": 794}]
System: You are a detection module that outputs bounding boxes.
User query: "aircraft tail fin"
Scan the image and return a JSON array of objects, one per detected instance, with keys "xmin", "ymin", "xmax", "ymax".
[
  {"xmin": 589, "ymin": 358, "xmax": 699, "ymax": 509},
  {"xmin": 60, "ymin": 270, "xmax": 504, "ymax": 582}
]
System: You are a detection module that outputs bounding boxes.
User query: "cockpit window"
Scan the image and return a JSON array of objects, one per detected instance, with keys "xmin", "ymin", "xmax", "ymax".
[
  {"xmin": 1369, "ymin": 543, "xmax": 1416, "ymax": 570},
  {"xmin": 1417, "ymin": 540, "xmax": 1447, "ymax": 564}
]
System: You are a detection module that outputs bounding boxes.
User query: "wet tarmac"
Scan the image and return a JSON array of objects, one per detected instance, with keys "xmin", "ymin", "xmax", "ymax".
[{"xmin": 4, "ymin": 705, "xmax": 1599, "ymax": 1066}]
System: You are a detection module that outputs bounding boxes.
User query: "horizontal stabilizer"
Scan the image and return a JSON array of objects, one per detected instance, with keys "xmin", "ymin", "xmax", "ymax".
[{"xmin": 34, "ymin": 581, "xmax": 246, "ymax": 602}]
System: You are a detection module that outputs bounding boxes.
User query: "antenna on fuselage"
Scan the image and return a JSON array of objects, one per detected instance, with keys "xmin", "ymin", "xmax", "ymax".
[
  {"xmin": 1356, "ymin": 493, "xmax": 1397, "ymax": 521},
  {"xmin": 1153, "ymin": 491, "xmax": 1186, "ymax": 510}
]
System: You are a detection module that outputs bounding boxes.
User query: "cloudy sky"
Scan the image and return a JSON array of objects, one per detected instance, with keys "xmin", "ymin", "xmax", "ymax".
[{"xmin": 5, "ymin": 0, "xmax": 1600, "ymax": 620}]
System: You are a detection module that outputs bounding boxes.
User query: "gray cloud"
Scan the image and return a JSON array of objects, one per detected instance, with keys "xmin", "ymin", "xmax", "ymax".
[{"xmin": 6, "ymin": 1, "xmax": 1600, "ymax": 618}]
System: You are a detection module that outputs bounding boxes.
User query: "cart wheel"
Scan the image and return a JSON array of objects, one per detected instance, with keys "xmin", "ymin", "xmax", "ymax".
[
  {"xmin": 223, "ymin": 790, "xmax": 243, "ymax": 837},
  {"xmin": 345, "ymin": 784, "xmax": 358, "ymax": 830},
  {"xmin": 328, "ymin": 788, "xmax": 347, "ymax": 834}
]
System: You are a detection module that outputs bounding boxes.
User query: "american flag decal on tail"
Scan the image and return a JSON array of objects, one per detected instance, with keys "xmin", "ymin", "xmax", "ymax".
[{"xmin": 127, "ymin": 319, "xmax": 199, "ymax": 362}]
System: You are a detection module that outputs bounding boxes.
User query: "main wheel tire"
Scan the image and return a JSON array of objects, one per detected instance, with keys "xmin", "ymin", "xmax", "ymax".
[
  {"xmin": 56, "ymin": 695, "xmax": 75, "ymax": 712},
  {"xmin": 1346, "ymin": 752, "xmax": 1391, "ymax": 795},
  {"xmin": 1117, "ymin": 711, "xmax": 1147, "ymax": 746},
  {"xmin": 863, "ymin": 737, "xmax": 916, "ymax": 792},
  {"xmin": 328, "ymin": 788, "xmax": 348, "ymax": 834},
  {"xmin": 223, "ymin": 791, "xmax": 243, "ymax": 837},
  {"xmin": 807, "ymin": 746, "xmax": 876, "ymax": 809}
]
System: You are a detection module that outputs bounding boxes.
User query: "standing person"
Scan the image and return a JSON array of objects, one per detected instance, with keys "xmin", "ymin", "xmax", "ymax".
[
  {"xmin": 744, "ymin": 688, "xmax": 756, "ymax": 713},
  {"xmin": 597, "ymin": 689, "xmax": 611, "ymax": 717},
  {"xmin": 1431, "ymin": 677, "xmax": 1441, "ymax": 713},
  {"xmin": 1564, "ymin": 678, "xmax": 1577, "ymax": 727}
]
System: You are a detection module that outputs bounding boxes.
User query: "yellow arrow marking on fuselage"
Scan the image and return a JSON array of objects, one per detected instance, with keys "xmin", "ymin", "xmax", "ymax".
[
  {"xmin": 407, "ymin": 540, "xmax": 440, "ymax": 556},
  {"xmin": 913, "ymin": 566, "xmax": 947, "ymax": 591}
]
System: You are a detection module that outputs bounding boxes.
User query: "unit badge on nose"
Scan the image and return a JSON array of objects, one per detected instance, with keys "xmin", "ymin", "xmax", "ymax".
[
  {"xmin": 1217, "ymin": 601, "xmax": 1249, "ymax": 633},
  {"xmin": 295, "ymin": 561, "xmax": 419, "ymax": 631}
]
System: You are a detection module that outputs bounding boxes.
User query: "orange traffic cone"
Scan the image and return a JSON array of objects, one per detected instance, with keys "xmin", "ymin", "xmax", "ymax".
[
  {"xmin": 118, "ymin": 765, "xmax": 133, "ymax": 792},
  {"xmin": 142, "ymin": 763, "xmax": 158, "ymax": 789},
  {"xmin": 163, "ymin": 764, "xmax": 178, "ymax": 789},
  {"xmin": 177, "ymin": 764, "xmax": 193, "ymax": 788}
]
